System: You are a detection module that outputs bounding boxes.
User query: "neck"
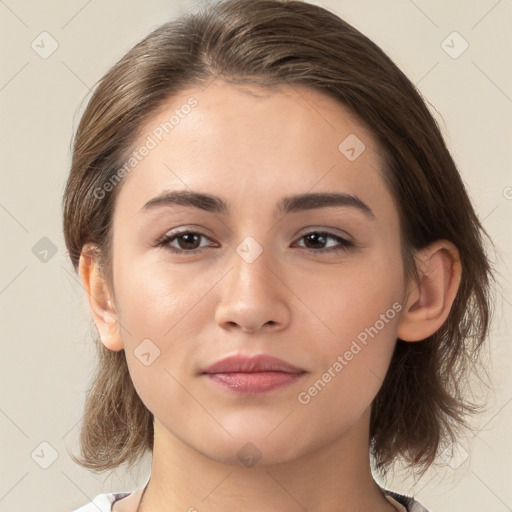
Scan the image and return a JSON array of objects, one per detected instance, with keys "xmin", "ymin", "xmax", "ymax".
[{"xmin": 138, "ymin": 407, "xmax": 396, "ymax": 512}]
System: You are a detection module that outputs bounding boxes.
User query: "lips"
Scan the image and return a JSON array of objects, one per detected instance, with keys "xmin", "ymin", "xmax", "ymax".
[
  {"xmin": 200, "ymin": 354, "xmax": 307, "ymax": 394},
  {"xmin": 201, "ymin": 354, "xmax": 306, "ymax": 374}
]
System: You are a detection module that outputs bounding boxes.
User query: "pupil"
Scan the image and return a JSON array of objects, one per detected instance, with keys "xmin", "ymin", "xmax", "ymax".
[
  {"xmin": 306, "ymin": 233, "xmax": 325, "ymax": 248},
  {"xmin": 181, "ymin": 233, "xmax": 199, "ymax": 249}
]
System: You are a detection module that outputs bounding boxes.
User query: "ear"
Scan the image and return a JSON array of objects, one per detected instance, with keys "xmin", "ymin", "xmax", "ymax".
[
  {"xmin": 397, "ymin": 239, "xmax": 462, "ymax": 342},
  {"xmin": 78, "ymin": 243, "xmax": 124, "ymax": 351}
]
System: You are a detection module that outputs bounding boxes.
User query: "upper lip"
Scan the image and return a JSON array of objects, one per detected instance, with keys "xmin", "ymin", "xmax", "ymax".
[{"xmin": 201, "ymin": 354, "xmax": 306, "ymax": 374}]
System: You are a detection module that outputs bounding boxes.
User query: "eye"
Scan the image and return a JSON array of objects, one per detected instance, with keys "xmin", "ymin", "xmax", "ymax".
[
  {"xmin": 294, "ymin": 231, "xmax": 353, "ymax": 254},
  {"xmin": 155, "ymin": 229, "xmax": 354, "ymax": 255},
  {"xmin": 155, "ymin": 230, "xmax": 216, "ymax": 254}
]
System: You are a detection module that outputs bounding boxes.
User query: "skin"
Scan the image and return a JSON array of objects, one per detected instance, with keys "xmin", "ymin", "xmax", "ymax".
[{"xmin": 79, "ymin": 79, "xmax": 462, "ymax": 512}]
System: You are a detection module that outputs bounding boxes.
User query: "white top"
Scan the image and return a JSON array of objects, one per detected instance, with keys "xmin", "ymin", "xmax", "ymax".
[{"xmin": 71, "ymin": 487, "xmax": 430, "ymax": 512}]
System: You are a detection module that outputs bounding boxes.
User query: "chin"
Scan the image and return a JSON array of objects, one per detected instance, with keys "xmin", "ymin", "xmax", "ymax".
[{"xmin": 193, "ymin": 431, "xmax": 309, "ymax": 468}]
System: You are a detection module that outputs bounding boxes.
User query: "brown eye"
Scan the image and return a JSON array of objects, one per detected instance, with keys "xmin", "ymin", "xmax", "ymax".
[
  {"xmin": 173, "ymin": 232, "xmax": 202, "ymax": 250},
  {"xmin": 296, "ymin": 231, "xmax": 353, "ymax": 253},
  {"xmin": 156, "ymin": 230, "xmax": 215, "ymax": 254}
]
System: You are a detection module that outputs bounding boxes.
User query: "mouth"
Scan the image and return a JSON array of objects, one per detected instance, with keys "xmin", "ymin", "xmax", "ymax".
[{"xmin": 200, "ymin": 354, "xmax": 307, "ymax": 394}]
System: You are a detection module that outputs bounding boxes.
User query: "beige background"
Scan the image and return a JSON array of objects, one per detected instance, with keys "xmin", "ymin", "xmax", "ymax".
[{"xmin": 0, "ymin": 1, "xmax": 511, "ymax": 511}]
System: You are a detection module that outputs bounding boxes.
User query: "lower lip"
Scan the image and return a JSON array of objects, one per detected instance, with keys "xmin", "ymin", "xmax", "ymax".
[{"xmin": 203, "ymin": 371, "xmax": 305, "ymax": 393}]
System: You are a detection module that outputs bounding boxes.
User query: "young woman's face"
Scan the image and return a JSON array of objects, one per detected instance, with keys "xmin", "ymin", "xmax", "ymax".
[{"xmin": 109, "ymin": 80, "xmax": 407, "ymax": 465}]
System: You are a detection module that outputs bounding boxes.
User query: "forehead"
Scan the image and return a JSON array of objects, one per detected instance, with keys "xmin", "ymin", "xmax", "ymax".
[{"xmin": 115, "ymin": 80, "xmax": 393, "ymax": 219}]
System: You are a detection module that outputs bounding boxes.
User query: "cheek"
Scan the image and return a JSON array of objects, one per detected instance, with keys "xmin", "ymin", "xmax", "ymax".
[
  {"xmin": 113, "ymin": 254, "xmax": 223, "ymax": 385},
  {"xmin": 295, "ymin": 289, "xmax": 402, "ymax": 438},
  {"xmin": 115, "ymin": 256, "xmax": 214, "ymax": 340},
  {"xmin": 295, "ymin": 246, "xmax": 404, "ymax": 348},
  {"xmin": 297, "ymin": 246, "xmax": 403, "ymax": 402}
]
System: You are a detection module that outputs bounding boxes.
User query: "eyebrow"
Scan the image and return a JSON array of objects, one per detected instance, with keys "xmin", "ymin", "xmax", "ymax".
[{"xmin": 140, "ymin": 190, "xmax": 375, "ymax": 219}]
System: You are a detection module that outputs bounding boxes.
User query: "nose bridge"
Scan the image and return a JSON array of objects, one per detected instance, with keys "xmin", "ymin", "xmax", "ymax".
[
  {"xmin": 215, "ymin": 235, "xmax": 289, "ymax": 331},
  {"xmin": 232, "ymin": 236, "xmax": 272, "ymax": 295}
]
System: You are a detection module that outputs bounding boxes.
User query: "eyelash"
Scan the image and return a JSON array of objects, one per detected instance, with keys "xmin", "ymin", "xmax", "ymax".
[{"xmin": 155, "ymin": 229, "xmax": 354, "ymax": 255}]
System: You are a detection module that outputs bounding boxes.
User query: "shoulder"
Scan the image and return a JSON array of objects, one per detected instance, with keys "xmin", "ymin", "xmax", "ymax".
[
  {"xmin": 384, "ymin": 489, "xmax": 432, "ymax": 512},
  {"xmin": 71, "ymin": 491, "xmax": 132, "ymax": 512}
]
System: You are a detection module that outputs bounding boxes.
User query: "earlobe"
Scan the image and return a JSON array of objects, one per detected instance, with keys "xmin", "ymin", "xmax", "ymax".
[
  {"xmin": 78, "ymin": 243, "xmax": 124, "ymax": 351},
  {"xmin": 397, "ymin": 240, "xmax": 462, "ymax": 342}
]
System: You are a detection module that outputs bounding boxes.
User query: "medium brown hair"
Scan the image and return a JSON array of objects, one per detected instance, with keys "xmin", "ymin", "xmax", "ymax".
[{"xmin": 62, "ymin": 0, "xmax": 495, "ymax": 479}]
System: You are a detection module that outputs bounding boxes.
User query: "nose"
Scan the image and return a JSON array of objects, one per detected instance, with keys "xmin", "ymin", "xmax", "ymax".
[{"xmin": 214, "ymin": 245, "xmax": 291, "ymax": 333}]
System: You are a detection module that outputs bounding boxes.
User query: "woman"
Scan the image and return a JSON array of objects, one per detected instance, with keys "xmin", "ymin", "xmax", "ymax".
[{"xmin": 64, "ymin": 1, "xmax": 495, "ymax": 511}]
